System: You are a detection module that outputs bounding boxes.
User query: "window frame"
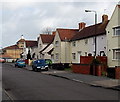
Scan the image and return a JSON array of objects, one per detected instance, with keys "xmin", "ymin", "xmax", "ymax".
[
  {"xmin": 72, "ymin": 53, "xmax": 76, "ymax": 60},
  {"xmin": 55, "ymin": 41, "xmax": 59, "ymax": 47},
  {"xmin": 72, "ymin": 41, "xmax": 76, "ymax": 47},
  {"xmin": 113, "ymin": 26, "xmax": 120, "ymax": 36},
  {"xmin": 113, "ymin": 49, "xmax": 120, "ymax": 60},
  {"xmin": 55, "ymin": 53, "xmax": 59, "ymax": 61}
]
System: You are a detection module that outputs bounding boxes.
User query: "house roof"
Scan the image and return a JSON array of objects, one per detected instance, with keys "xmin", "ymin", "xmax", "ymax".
[
  {"xmin": 57, "ymin": 29, "xmax": 79, "ymax": 41},
  {"xmin": 71, "ymin": 21, "xmax": 109, "ymax": 41},
  {"xmin": 17, "ymin": 39, "xmax": 25, "ymax": 42},
  {"xmin": 40, "ymin": 34, "xmax": 55, "ymax": 44},
  {"xmin": 118, "ymin": 5, "xmax": 120, "ymax": 8},
  {"xmin": 25, "ymin": 40, "xmax": 38, "ymax": 47},
  {"xmin": 39, "ymin": 43, "xmax": 51, "ymax": 53},
  {"xmin": 4, "ymin": 45, "xmax": 20, "ymax": 49}
]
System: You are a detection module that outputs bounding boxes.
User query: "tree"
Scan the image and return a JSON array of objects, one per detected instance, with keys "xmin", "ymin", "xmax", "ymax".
[
  {"xmin": 41, "ymin": 27, "xmax": 53, "ymax": 35},
  {"xmin": 27, "ymin": 50, "xmax": 32, "ymax": 60}
]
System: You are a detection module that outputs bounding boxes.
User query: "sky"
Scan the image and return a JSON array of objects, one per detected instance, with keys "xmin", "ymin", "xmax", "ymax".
[{"xmin": 0, "ymin": 0, "xmax": 119, "ymax": 48}]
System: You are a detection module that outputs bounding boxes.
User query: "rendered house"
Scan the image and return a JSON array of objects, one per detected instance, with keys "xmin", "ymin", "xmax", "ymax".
[
  {"xmin": 37, "ymin": 34, "xmax": 55, "ymax": 59},
  {"xmin": 106, "ymin": 4, "xmax": 120, "ymax": 67},
  {"xmin": 21, "ymin": 39, "xmax": 38, "ymax": 59},
  {"xmin": 71, "ymin": 15, "xmax": 109, "ymax": 63},
  {"xmin": 2, "ymin": 44, "xmax": 23, "ymax": 59},
  {"xmin": 53, "ymin": 28, "xmax": 78, "ymax": 65}
]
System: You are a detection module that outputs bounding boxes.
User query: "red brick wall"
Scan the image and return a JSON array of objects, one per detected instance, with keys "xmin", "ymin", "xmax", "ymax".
[
  {"xmin": 80, "ymin": 56, "xmax": 93, "ymax": 64},
  {"xmin": 72, "ymin": 64, "xmax": 90, "ymax": 75},
  {"xmin": 96, "ymin": 56, "xmax": 107, "ymax": 65},
  {"xmin": 115, "ymin": 67, "xmax": 120, "ymax": 79}
]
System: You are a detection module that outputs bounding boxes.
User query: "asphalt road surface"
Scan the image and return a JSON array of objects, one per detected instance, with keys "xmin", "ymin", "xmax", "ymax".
[{"xmin": 2, "ymin": 63, "xmax": 119, "ymax": 100}]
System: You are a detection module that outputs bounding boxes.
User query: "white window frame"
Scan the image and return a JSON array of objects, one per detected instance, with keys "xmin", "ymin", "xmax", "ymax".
[
  {"xmin": 55, "ymin": 41, "xmax": 59, "ymax": 47},
  {"xmin": 72, "ymin": 53, "xmax": 76, "ymax": 60},
  {"xmin": 85, "ymin": 39, "xmax": 88, "ymax": 45},
  {"xmin": 72, "ymin": 41, "xmax": 76, "ymax": 47},
  {"xmin": 113, "ymin": 26, "xmax": 120, "ymax": 36},
  {"xmin": 55, "ymin": 53, "xmax": 59, "ymax": 61},
  {"xmin": 113, "ymin": 49, "xmax": 120, "ymax": 60},
  {"xmin": 92, "ymin": 37, "xmax": 95, "ymax": 45}
]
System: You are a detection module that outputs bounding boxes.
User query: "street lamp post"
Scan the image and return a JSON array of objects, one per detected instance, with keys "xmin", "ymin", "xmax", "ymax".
[{"xmin": 85, "ymin": 10, "xmax": 97, "ymax": 56}]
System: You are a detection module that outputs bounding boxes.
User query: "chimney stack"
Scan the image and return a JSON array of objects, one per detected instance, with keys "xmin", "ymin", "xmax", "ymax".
[
  {"xmin": 102, "ymin": 15, "xmax": 108, "ymax": 23},
  {"xmin": 79, "ymin": 22, "xmax": 86, "ymax": 30},
  {"xmin": 52, "ymin": 31, "xmax": 56, "ymax": 35}
]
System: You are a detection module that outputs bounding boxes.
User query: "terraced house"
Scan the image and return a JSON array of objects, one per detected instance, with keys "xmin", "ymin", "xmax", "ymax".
[
  {"xmin": 52, "ymin": 15, "xmax": 109, "ymax": 67},
  {"xmin": 106, "ymin": 4, "xmax": 120, "ymax": 68},
  {"xmin": 52, "ymin": 28, "xmax": 79, "ymax": 67},
  {"xmin": 71, "ymin": 15, "xmax": 109, "ymax": 63}
]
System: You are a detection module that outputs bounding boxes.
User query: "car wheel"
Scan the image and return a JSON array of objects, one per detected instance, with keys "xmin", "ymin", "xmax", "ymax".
[
  {"xmin": 34, "ymin": 68, "xmax": 38, "ymax": 72},
  {"xmin": 45, "ymin": 67, "xmax": 48, "ymax": 71}
]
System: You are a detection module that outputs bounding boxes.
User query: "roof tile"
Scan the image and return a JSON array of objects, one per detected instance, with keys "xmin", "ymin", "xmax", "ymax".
[
  {"xmin": 71, "ymin": 21, "xmax": 109, "ymax": 41},
  {"xmin": 40, "ymin": 34, "xmax": 55, "ymax": 44},
  {"xmin": 57, "ymin": 29, "xmax": 79, "ymax": 41}
]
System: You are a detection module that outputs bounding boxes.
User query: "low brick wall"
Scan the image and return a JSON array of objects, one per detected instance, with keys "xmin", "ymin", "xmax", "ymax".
[
  {"xmin": 115, "ymin": 66, "xmax": 120, "ymax": 79},
  {"xmin": 96, "ymin": 56, "xmax": 107, "ymax": 65},
  {"xmin": 107, "ymin": 66, "xmax": 120, "ymax": 79},
  {"xmin": 80, "ymin": 56, "xmax": 93, "ymax": 64},
  {"xmin": 72, "ymin": 64, "xmax": 90, "ymax": 75}
]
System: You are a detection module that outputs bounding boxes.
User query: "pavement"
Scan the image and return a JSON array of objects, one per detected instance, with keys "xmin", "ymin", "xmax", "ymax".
[{"xmin": 4, "ymin": 63, "xmax": 120, "ymax": 91}]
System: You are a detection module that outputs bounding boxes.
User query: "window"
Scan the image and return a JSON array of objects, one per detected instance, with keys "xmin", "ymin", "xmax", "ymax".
[
  {"xmin": 55, "ymin": 41, "xmax": 59, "ymax": 47},
  {"xmin": 92, "ymin": 37, "xmax": 95, "ymax": 45},
  {"xmin": 85, "ymin": 39, "xmax": 88, "ymax": 44},
  {"xmin": 39, "ymin": 44, "xmax": 42, "ymax": 48},
  {"xmin": 72, "ymin": 41, "xmax": 76, "ymax": 47},
  {"xmin": 113, "ymin": 27, "xmax": 120, "ymax": 36},
  {"xmin": 113, "ymin": 49, "xmax": 120, "ymax": 60},
  {"xmin": 72, "ymin": 53, "xmax": 76, "ymax": 60},
  {"xmin": 55, "ymin": 53, "xmax": 59, "ymax": 60}
]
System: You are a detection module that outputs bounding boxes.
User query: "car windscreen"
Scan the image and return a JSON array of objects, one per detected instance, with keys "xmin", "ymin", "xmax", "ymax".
[
  {"xmin": 34, "ymin": 60, "xmax": 46, "ymax": 64},
  {"xmin": 18, "ymin": 60, "xmax": 25, "ymax": 62}
]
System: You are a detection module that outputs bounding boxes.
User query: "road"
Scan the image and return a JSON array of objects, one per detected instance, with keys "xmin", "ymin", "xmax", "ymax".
[{"xmin": 2, "ymin": 63, "xmax": 119, "ymax": 100}]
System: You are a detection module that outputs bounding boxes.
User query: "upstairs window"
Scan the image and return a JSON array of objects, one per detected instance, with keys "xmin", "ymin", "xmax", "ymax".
[
  {"xmin": 84, "ymin": 39, "xmax": 88, "ymax": 45},
  {"xmin": 72, "ymin": 41, "xmax": 76, "ymax": 47},
  {"xmin": 113, "ymin": 26, "xmax": 120, "ymax": 36},
  {"xmin": 72, "ymin": 53, "xmax": 76, "ymax": 60},
  {"xmin": 55, "ymin": 41, "xmax": 59, "ymax": 47},
  {"xmin": 113, "ymin": 49, "xmax": 120, "ymax": 60}
]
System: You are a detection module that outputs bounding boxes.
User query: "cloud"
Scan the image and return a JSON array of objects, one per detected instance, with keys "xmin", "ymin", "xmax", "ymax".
[{"xmin": 1, "ymin": 1, "xmax": 119, "ymax": 48}]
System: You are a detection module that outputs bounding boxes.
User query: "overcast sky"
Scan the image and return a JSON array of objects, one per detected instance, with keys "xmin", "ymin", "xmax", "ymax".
[{"xmin": 1, "ymin": 0, "xmax": 119, "ymax": 48}]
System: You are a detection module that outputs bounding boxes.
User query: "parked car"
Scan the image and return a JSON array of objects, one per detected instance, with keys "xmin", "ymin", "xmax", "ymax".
[
  {"xmin": 0, "ymin": 58, "xmax": 5, "ymax": 63},
  {"xmin": 15, "ymin": 60, "xmax": 26, "ymax": 68},
  {"xmin": 32, "ymin": 59, "xmax": 49, "ymax": 72},
  {"xmin": 45, "ymin": 59, "xmax": 52, "ymax": 68}
]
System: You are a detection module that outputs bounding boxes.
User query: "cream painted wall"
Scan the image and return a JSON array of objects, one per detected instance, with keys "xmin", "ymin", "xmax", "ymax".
[
  {"xmin": 53, "ymin": 31, "xmax": 61, "ymax": 63},
  {"xmin": 71, "ymin": 39, "xmax": 89, "ymax": 63},
  {"xmin": 71, "ymin": 35, "xmax": 106, "ymax": 63},
  {"xmin": 38, "ymin": 35, "xmax": 48, "ymax": 59},
  {"xmin": 106, "ymin": 5, "xmax": 120, "ymax": 67},
  {"xmin": 61, "ymin": 42, "xmax": 71, "ymax": 63}
]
